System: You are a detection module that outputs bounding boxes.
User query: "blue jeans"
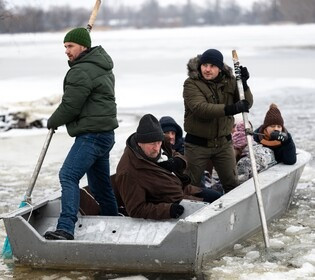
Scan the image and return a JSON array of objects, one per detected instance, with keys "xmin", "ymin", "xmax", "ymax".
[{"xmin": 57, "ymin": 131, "xmax": 118, "ymax": 235}]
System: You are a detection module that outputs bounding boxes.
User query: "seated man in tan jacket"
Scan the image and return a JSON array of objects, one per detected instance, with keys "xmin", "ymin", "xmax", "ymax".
[{"xmin": 114, "ymin": 114, "xmax": 221, "ymax": 220}]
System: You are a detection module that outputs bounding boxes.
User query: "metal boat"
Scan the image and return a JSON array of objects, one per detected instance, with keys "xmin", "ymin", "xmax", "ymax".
[{"xmin": 1, "ymin": 149, "xmax": 310, "ymax": 274}]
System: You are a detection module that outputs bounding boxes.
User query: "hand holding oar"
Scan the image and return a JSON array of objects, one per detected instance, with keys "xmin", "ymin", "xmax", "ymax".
[{"xmin": 232, "ymin": 50, "xmax": 270, "ymax": 249}]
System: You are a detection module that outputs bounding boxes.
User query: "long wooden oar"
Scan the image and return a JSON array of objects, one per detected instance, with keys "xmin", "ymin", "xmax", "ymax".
[
  {"xmin": 232, "ymin": 50, "xmax": 270, "ymax": 248},
  {"xmin": 87, "ymin": 0, "xmax": 102, "ymax": 33},
  {"xmin": 24, "ymin": 129, "xmax": 55, "ymax": 203},
  {"xmin": 2, "ymin": 129, "xmax": 54, "ymax": 258}
]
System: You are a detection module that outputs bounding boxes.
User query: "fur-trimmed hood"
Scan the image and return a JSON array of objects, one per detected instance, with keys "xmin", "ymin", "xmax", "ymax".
[{"xmin": 186, "ymin": 55, "xmax": 233, "ymax": 80}]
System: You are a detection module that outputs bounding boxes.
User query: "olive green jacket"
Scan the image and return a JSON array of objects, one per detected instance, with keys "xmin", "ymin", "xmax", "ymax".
[
  {"xmin": 183, "ymin": 55, "xmax": 253, "ymax": 140},
  {"xmin": 48, "ymin": 46, "xmax": 118, "ymax": 137}
]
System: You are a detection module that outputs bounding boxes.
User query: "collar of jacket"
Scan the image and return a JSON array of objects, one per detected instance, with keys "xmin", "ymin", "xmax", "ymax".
[
  {"xmin": 127, "ymin": 133, "xmax": 162, "ymax": 163},
  {"xmin": 201, "ymin": 71, "xmax": 225, "ymax": 86},
  {"xmin": 127, "ymin": 133, "xmax": 175, "ymax": 163},
  {"xmin": 258, "ymin": 126, "xmax": 288, "ymax": 147},
  {"xmin": 68, "ymin": 47, "xmax": 93, "ymax": 67}
]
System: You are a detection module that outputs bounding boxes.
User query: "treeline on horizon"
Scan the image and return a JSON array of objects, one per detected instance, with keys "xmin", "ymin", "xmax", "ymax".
[{"xmin": 0, "ymin": 0, "xmax": 314, "ymax": 34}]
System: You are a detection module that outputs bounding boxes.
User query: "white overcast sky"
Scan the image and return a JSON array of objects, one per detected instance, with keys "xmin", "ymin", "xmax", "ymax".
[{"xmin": 7, "ymin": 0, "xmax": 263, "ymax": 11}]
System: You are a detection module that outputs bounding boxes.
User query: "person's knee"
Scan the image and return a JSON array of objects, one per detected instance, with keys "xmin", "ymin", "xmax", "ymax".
[
  {"xmin": 196, "ymin": 188, "xmax": 222, "ymax": 203},
  {"xmin": 59, "ymin": 165, "xmax": 80, "ymax": 185}
]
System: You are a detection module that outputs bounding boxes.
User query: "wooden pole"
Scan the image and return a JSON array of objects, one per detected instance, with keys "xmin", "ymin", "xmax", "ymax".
[{"xmin": 232, "ymin": 50, "xmax": 270, "ymax": 248}]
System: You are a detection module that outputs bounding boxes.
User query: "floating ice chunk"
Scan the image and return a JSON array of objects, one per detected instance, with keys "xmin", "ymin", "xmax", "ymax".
[
  {"xmin": 296, "ymin": 182, "xmax": 311, "ymax": 190},
  {"xmin": 303, "ymin": 249, "xmax": 315, "ymax": 265},
  {"xmin": 234, "ymin": 243, "xmax": 243, "ymax": 250},
  {"xmin": 270, "ymin": 238, "xmax": 285, "ymax": 248},
  {"xmin": 238, "ymin": 262, "xmax": 315, "ymax": 280},
  {"xmin": 245, "ymin": 251, "xmax": 260, "ymax": 260},
  {"xmin": 285, "ymin": 225, "xmax": 310, "ymax": 235}
]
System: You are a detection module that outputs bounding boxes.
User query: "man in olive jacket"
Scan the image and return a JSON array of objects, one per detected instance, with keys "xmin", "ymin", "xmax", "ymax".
[
  {"xmin": 183, "ymin": 49, "xmax": 253, "ymax": 193},
  {"xmin": 115, "ymin": 114, "xmax": 221, "ymax": 220},
  {"xmin": 44, "ymin": 27, "xmax": 119, "ymax": 240}
]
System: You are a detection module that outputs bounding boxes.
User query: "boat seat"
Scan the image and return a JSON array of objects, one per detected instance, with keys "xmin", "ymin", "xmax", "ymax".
[{"xmin": 36, "ymin": 199, "xmax": 209, "ymax": 244}]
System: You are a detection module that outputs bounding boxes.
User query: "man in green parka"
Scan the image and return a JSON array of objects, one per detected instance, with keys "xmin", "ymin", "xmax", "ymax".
[
  {"xmin": 183, "ymin": 48, "xmax": 253, "ymax": 193},
  {"xmin": 44, "ymin": 27, "xmax": 119, "ymax": 240}
]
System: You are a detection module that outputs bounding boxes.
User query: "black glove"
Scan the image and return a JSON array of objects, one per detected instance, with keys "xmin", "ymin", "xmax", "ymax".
[
  {"xmin": 47, "ymin": 120, "xmax": 52, "ymax": 129},
  {"xmin": 240, "ymin": 66, "xmax": 250, "ymax": 91},
  {"xmin": 224, "ymin": 100, "xmax": 249, "ymax": 116},
  {"xmin": 270, "ymin": 130, "xmax": 288, "ymax": 142},
  {"xmin": 170, "ymin": 203, "xmax": 184, "ymax": 218},
  {"xmin": 157, "ymin": 157, "xmax": 185, "ymax": 173},
  {"xmin": 47, "ymin": 119, "xmax": 57, "ymax": 130},
  {"xmin": 176, "ymin": 173, "xmax": 191, "ymax": 187},
  {"xmin": 47, "ymin": 125, "xmax": 57, "ymax": 131}
]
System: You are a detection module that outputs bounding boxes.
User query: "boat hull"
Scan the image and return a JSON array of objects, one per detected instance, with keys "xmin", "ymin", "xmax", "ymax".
[{"xmin": 2, "ymin": 149, "xmax": 311, "ymax": 274}]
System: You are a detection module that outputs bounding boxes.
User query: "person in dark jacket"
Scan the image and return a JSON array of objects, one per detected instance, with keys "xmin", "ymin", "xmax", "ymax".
[
  {"xmin": 253, "ymin": 103, "xmax": 296, "ymax": 165},
  {"xmin": 115, "ymin": 114, "xmax": 221, "ymax": 220},
  {"xmin": 44, "ymin": 27, "xmax": 119, "ymax": 240},
  {"xmin": 159, "ymin": 116, "xmax": 184, "ymax": 155},
  {"xmin": 183, "ymin": 48, "xmax": 253, "ymax": 193}
]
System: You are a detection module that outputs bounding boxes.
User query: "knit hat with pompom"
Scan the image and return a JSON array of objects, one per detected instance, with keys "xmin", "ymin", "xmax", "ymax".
[{"xmin": 262, "ymin": 103, "xmax": 284, "ymax": 129}]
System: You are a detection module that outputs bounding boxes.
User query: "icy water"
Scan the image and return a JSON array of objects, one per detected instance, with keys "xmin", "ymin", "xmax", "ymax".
[{"xmin": 1, "ymin": 24, "xmax": 315, "ymax": 279}]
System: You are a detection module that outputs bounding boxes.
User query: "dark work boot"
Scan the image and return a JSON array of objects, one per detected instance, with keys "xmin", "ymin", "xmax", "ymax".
[{"xmin": 44, "ymin": 229, "xmax": 74, "ymax": 240}]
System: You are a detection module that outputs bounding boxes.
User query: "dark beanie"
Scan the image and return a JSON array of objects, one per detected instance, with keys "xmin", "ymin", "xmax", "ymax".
[
  {"xmin": 64, "ymin": 27, "xmax": 91, "ymax": 48},
  {"xmin": 262, "ymin": 103, "xmax": 284, "ymax": 129},
  {"xmin": 199, "ymin": 49, "xmax": 224, "ymax": 70},
  {"xmin": 135, "ymin": 114, "xmax": 164, "ymax": 143}
]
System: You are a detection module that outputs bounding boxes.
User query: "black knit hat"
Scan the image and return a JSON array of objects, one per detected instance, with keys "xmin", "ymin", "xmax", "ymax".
[
  {"xmin": 135, "ymin": 114, "xmax": 164, "ymax": 143},
  {"xmin": 262, "ymin": 103, "xmax": 284, "ymax": 129},
  {"xmin": 64, "ymin": 27, "xmax": 91, "ymax": 48},
  {"xmin": 199, "ymin": 49, "xmax": 224, "ymax": 70}
]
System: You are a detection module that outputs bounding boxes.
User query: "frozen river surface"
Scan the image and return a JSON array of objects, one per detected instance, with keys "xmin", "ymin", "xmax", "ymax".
[{"xmin": 1, "ymin": 24, "xmax": 315, "ymax": 279}]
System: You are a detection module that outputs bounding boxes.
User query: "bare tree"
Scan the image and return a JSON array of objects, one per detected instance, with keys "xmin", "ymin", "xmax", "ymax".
[
  {"xmin": 201, "ymin": 0, "xmax": 221, "ymax": 25},
  {"xmin": 0, "ymin": 0, "xmax": 10, "ymax": 21},
  {"xmin": 139, "ymin": 0, "xmax": 160, "ymax": 28},
  {"xmin": 223, "ymin": 0, "xmax": 242, "ymax": 25},
  {"xmin": 279, "ymin": 0, "xmax": 315, "ymax": 23},
  {"xmin": 182, "ymin": 0, "xmax": 197, "ymax": 26},
  {"xmin": 1, "ymin": 0, "xmax": 315, "ymax": 33},
  {"xmin": 44, "ymin": 6, "xmax": 73, "ymax": 31},
  {"xmin": 269, "ymin": 0, "xmax": 282, "ymax": 22}
]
